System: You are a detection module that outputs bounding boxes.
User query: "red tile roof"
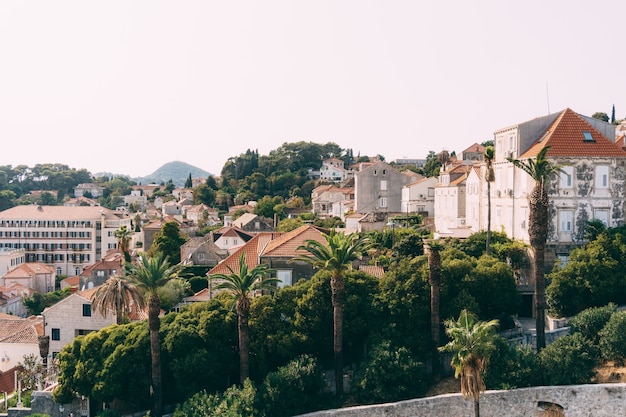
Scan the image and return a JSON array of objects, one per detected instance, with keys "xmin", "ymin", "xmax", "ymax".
[
  {"xmin": 4, "ymin": 263, "xmax": 54, "ymax": 278},
  {"xmin": 0, "ymin": 315, "xmax": 43, "ymax": 343},
  {"xmin": 521, "ymin": 108, "xmax": 626, "ymax": 158},
  {"xmin": 262, "ymin": 225, "xmax": 327, "ymax": 257},
  {"xmin": 208, "ymin": 232, "xmax": 281, "ymax": 275}
]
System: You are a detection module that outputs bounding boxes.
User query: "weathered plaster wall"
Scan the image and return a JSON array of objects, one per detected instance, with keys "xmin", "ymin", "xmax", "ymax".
[{"xmin": 297, "ymin": 383, "xmax": 626, "ymax": 417}]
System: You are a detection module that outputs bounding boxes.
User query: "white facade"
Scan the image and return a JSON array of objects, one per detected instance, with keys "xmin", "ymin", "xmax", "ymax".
[
  {"xmin": 400, "ymin": 177, "xmax": 437, "ymax": 217},
  {"xmin": 0, "ymin": 205, "xmax": 132, "ymax": 276},
  {"xmin": 0, "ymin": 248, "xmax": 25, "ymax": 278}
]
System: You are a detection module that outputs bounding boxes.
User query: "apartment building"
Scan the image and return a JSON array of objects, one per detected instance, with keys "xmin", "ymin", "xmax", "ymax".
[
  {"xmin": 478, "ymin": 108, "xmax": 626, "ymax": 265},
  {"xmin": 0, "ymin": 205, "xmax": 132, "ymax": 276}
]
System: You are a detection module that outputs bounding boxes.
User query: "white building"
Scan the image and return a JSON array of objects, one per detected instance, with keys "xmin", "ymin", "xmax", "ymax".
[{"xmin": 0, "ymin": 205, "xmax": 132, "ymax": 276}]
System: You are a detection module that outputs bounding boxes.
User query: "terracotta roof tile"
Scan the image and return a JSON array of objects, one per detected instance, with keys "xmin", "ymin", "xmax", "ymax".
[
  {"xmin": 359, "ymin": 265, "xmax": 385, "ymax": 279},
  {"xmin": 0, "ymin": 315, "xmax": 43, "ymax": 343},
  {"xmin": 208, "ymin": 232, "xmax": 281, "ymax": 275},
  {"xmin": 4, "ymin": 263, "xmax": 54, "ymax": 278},
  {"xmin": 521, "ymin": 108, "xmax": 626, "ymax": 158},
  {"xmin": 262, "ymin": 225, "xmax": 328, "ymax": 257}
]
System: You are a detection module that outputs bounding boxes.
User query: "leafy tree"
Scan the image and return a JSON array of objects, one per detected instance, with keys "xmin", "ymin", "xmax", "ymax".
[
  {"xmin": 508, "ymin": 146, "xmax": 562, "ymax": 350},
  {"xmin": 547, "ymin": 231, "xmax": 626, "ymax": 317},
  {"xmin": 484, "ymin": 337, "xmax": 542, "ymax": 390},
  {"xmin": 353, "ymin": 340, "xmax": 429, "ymax": 404},
  {"xmin": 440, "ymin": 309, "xmax": 499, "ymax": 417},
  {"xmin": 91, "ymin": 277, "xmax": 145, "ymax": 325},
  {"xmin": 148, "ymin": 221, "xmax": 188, "ymax": 264},
  {"xmin": 591, "ymin": 111, "xmax": 609, "ymax": 122},
  {"xmin": 374, "ymin": 256, "xmax": 431, "ymax": 355},
  {"xmin": 209, "ymin": 253, "xmax": 279, "ymax": 383},
  {"xmin": 126, "ymin": 253, "xmax": 182, "ymax": 417},
  {"xmin": 184, "ymin": 174, "xmax": 192, "ymax": 189},
  {"xmin": 17, "ymin": 353, "xmax": 46, "ymax": 391},
  {"xmin": 294, "ymin": 231, "xmax": 371, "ymax": 395},
  {"xmin": 23, "ymin": 288, "xmax": 70, "ymax": 316},
  {"xmin": 484, "ymin": 146, "xmax": 495, "ymax": 256},
  {"xmin": 583, "ymin": 219, "xmax": 606, "ymax": 242},
  {"xmin": 193, "ymin": 183, "xmax": 216, "ymax": 206},
  {"xmin": 277, "ymin": 217, "xmax": 304, "ymax": 232},
  {"xmin": 162, "ymin": 299, "xmax": 238, "ymax": 400},
  {"xmin": 156, "ymin": 278, "xmax": 191, "ymax": 311},
  {"xmin": 257, "ymin": 354, "xmax": 325, "ymax": 417},
  {"xmin": 0, "ymin": 189, "xmax": 16, "ymax": 210},
  {"xmin": 539, "ymin": 333, "xmax": 599, "ymax": 385},
  {"xmin": 421, "ymin": 151, "xmax": 441, "ymax": 177},
  {"xmin": 568, "ymin": 303, "xmax": 617, "ymax": 344},
  {"xmin": 598, "ymin": 310, "xmax": 626, "ymax": 363}
]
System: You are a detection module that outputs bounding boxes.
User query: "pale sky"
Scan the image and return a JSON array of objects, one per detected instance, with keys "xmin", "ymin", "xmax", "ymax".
[{"xmin": 1, "ymin": 1, "xmax": 625, "ymax": 178}]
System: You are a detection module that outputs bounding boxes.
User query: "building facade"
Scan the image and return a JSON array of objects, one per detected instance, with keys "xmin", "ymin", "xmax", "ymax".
[{"xmin": 0, "ymin": 205, "xmax": 132, "ymax": 276}]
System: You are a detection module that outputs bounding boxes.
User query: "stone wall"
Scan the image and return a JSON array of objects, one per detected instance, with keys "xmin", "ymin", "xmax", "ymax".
[{"xmin": 297, "ymin": 383, "xmax": 626, "ymax": 417}]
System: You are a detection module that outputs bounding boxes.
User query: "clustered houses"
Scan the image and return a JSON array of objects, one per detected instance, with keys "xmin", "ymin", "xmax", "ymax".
[{"xmin": 0, "ymin": 107, "xmax": 623, "ymax": 375}]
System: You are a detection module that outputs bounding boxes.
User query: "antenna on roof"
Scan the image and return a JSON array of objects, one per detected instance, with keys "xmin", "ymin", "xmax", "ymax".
[{"xmin": 546, "ymin": 82, "xmax": 551, "ymax": 115}]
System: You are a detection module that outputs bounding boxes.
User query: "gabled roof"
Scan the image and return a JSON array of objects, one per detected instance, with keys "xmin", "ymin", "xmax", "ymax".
[
  {"xmin": 208, "ymin": 232, "xmax": 281, "ymax": 275},
  {"xmin": 262, "ymin": 225, "xmax": 328, "ymax": 257},
  {"xmin": 0, "ymin": 205, "xmax": 123, "ymax": 221},
  {"xmin": 521, "ymin": 108, "xmax": 626, "ymax": 158},
  {"xmin": 212, "ymin": 226, "xmax": 254, "ymax": 242},
  {"xmin": 4, "ymin": 263, "xmax": 54, "ymax": 278},
  {"xmin": 463, "ymin": 143, "xmax": 486, "ymax": 154},
  {"xmin": 184, "ymin": 288, "xmax": 211, "ymax": 302},
  {"xmin": 0, "ymin": 314, "xmax": 43, "ymax": 343}
]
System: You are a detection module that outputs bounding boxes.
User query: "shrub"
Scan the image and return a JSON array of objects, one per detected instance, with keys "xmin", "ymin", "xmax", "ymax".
[
  {"xmin": 353, "ymin": 340, "xmax": 430, "ymax": 404},
  {"xmin": 569, "ymin": 303, "xmax": 617, "ymax": 344},
  {"xmin": 484, "ymin": 337, "xmax": 542, "ymax": 389},
  {"xmin": 539, "ymin": 333, "xmax": 599, "ymax": 385},
  {"xmin": 257, "ymin": 354, "xmax": 325, "ymax": 417},
  {"xmin": 598, "ymin": 310, "xmax": 626, "ymax": 363},
  {"xmin": 173, "ymin": 379, "xmax": 257, "ymax": 417}
]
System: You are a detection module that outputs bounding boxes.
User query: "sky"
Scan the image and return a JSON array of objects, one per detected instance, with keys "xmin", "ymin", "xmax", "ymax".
[{"xmin": 1, "ymin": 1, "xmax": 625, "ymax": 178}]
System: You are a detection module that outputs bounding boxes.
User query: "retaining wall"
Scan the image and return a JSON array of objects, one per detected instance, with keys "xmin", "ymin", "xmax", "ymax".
[{"xmin": 297, "ymin": 383, "xmax": 626, "ymax": 417}]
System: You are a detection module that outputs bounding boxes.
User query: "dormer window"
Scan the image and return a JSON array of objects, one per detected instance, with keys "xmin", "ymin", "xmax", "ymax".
[{"xmin": 583, "ymin": 131, "xmax": 594, "ymax": 142}]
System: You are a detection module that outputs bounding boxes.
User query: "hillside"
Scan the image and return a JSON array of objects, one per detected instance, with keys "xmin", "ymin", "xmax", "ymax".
[{"xmin": 133, "ymin": 161, "xmax": 211, "ymax": 187}]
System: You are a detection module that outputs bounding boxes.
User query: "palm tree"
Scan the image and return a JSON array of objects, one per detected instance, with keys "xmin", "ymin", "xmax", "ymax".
[
  {"xmin": 209, "ymin": 252, "xmax": 278, "ymax": 384},
  {"xmin": 91, "ymin": 276, "xmax": 145, "ymax": 325},
  {"xmin": 114, "ymin": 225, "xmax": 132, "ymax": 263},
  {"xmin": 426, "ymin": 239, "xmax": 444, "ymax": 380},
  {"xmin": 440, "ymin": 309, "xmax": 499, "ymax": 417},
  {"xmin": 484, "ymin": 146, "xmax": 495, "ymax": 256},
  {"xmin": 294, "ymin": 230, "xmax": 371, "ymax": 395},
  {"xmin": 126, "ymin": 253, "xmax": 182, "ymax": 417},
  {"xmin": 508, "ymin": 146, "xmax": 562, "ymax": 350}
]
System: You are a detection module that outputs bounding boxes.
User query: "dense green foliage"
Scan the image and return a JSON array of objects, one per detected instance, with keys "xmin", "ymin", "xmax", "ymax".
[
  {"xmin": 539, "ymin": 333, "xmax": 599, "ymax": 385},
  {"xmin": 353, "ymin": 340, "xmax": 430, "ymax": 404},
  {"xmin": 23, "ymin": 287, "xmax": 71, "ymax": 315},
  {"xmin": 598, "ymin": 311, "xmax": 626, "ymax": 363},
  {"xmin": 547, "ymin": 227, "xmax": 626, "ymax": 317},
  {"xmin": 568, "ymin": 303, "xmax": 617, "ymax": 344}
]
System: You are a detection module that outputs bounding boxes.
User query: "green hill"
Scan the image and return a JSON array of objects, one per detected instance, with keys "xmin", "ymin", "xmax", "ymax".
[{"xmin": 135, "ymin": 161, "xmax": 211, "ymax": 187}]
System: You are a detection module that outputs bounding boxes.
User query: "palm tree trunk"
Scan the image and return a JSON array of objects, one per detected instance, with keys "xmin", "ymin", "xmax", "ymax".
[
  {"xmin": 148, "ymin": 295, "xmax": 163, "ymax": 417},
  {"xmin": 238, "ymin": 310, "xmax": 250, "ymax": 384},
  {"xmin": 331, "ymin": 274, "xmax": 345, "ymax": 396},
  {"xmin": 486, "ymin": 181, "xmax": 491, "ymax": 256},
  {"xmin": 428, "ymin": 244, "xmax": 442, "ymax": 380},
  {"xmin": 534, "ymin": 241, "xmax": 547, "ymax": 350},
  {"xmin": 474, "ymin": 398, "xmax": 480, "ymax": 417}
]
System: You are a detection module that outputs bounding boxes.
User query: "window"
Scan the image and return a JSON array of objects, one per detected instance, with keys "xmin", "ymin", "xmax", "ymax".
[
  {"xmin": 51, "ymin": 328, "xmax": 60, "ymax": 341},
  {"xmin": 379, "ymin": 197, "xmax": 387, "ymax": 208},
  {"xmin": 594, "ymin": 209, "xmax": 609, "ymax": 226},
  {"xmin": 583, "ymin": 131, "xmax": 593, "ymax": 141},
  {"xmin": 596, "ymin": 166, "xmax": 609, "ymax": 189},
  {"xmin": 276, "ymin": 270, "xmax": 292, "ymax": 288},
  {"xmin": 559, "ymin": 210, "xmax": 573, "ymax": 232},
  {"xmin": 82, "ymin": 304, "xmax": 91, "ymax": 317},
  {"xmin": 380, "ymin": 180, "xmax": 387, "ymax": 191},
  {"xmin": 559, "ymin": 166, "xmax": 574, "ymax": 189}
]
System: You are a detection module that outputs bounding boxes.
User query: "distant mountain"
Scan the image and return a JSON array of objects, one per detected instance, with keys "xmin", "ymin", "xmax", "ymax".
[{"xmin": 134, "ymin": 161, "xmax": 211, "ymax": 187}]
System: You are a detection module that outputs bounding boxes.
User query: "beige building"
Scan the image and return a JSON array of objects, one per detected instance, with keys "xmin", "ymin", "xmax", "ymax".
[
  {"xmin": 0, "ymin": 205, "xmax": 132, "ymax": 276},
  {"xmin": 42, "ymin": 288, "xmax": 116, "ymax": 360}
]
